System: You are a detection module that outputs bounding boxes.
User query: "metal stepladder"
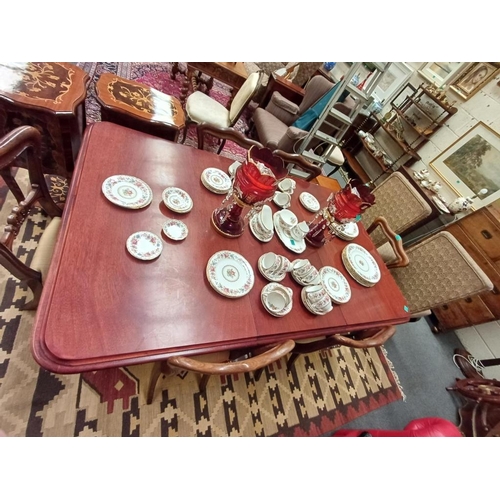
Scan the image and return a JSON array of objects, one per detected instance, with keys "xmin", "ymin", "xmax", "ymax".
[{"xmin": 293, "ymin": 62, "xmax": 391, "ymax": 181}]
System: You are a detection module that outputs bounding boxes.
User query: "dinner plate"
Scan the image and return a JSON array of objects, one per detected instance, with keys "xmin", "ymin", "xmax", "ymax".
[
  {"xmin": 319, "ymin": 266, "xmax": 351, "ymax": 304},
  {"xmin": 102, "ymin": 175, "xmax": 153, "ymax": 209},
  {"xmin": 299, "ymin": 192, "xmax": 320, "ymax": 212},
  {"xmin": 342, "ymin": 243, "xmax": 381, "ymax": 286},
  {"xmin": 162, "ymin": 219, "xmax": 188, "ymax": 241},
  {"xmin": 201, "ymin": 168, "xmax": 232, "ymax": 194},
  {"xmin": 162, "ymin": 187, "xmax": 193, "ymax": 213},
  {"xmin": 126, "ymin": 231, "xmax": 163, "ymax": 260},
  {"xmin": 206, "ymin": 250, "xmax": 255, "ymax": 298},
  {"xmin": 273, "ymin": 211, "xmax": 306, "ymax": 254},
  {"xmin": 330, "ymin": 221, "xmax": 359, "ymax": 240}
]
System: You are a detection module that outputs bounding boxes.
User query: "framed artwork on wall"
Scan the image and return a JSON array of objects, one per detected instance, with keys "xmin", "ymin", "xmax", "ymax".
[
  {"xmin": 371, "ymin": 62, "xmax": 414, "ymax": 105},
  {"xmin": 449, "ymin": 62, "xmax": 499, "ymax": 100},
  {"xmin": 418, "ymin": 62, "xmax": 470, "ymax": 87},
  {"xmin": 429, "ymin": 122, "xmax": 500, "ymax": 210}
]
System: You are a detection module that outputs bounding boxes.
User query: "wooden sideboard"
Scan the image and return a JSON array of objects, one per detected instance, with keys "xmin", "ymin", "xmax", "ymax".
[{"xmin": 432, "ymin": 200, "xmax": 500, "ymax": 331}]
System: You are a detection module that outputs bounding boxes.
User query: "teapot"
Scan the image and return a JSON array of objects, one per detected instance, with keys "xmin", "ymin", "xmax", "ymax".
[{"xmin": 448, "ymin": 196, "xmax": 473, "ymax": 214}]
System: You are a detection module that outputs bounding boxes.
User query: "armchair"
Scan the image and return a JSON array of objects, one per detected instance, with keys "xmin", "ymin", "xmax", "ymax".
[{"xmin": 252, "ymin": 75, "xmax": 356, "ymax": 154}]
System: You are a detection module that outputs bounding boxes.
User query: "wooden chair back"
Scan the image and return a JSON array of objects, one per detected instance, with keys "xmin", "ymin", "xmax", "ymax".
[
  {"xmin": 272, "ymin": 150, "xmax": 322, "ymax": 181},
  {"xmin": 197, "ymin": 122, "xmax": 263, "ymax": 152}
]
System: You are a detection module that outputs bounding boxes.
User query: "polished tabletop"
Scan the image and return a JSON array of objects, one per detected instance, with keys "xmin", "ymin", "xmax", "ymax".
[{"xmin": 32, "ymin": 122, "xmax": 409, "ymax": 373}]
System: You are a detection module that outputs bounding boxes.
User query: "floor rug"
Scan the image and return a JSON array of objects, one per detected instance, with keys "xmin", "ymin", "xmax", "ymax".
[{"xmin": 76, "ymin": 62, "xmax": 253, "ymax": 162}]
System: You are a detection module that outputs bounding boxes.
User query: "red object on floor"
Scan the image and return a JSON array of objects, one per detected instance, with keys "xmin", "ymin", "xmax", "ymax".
[{"xmin": 333, "ymin": 417, "xmax": 463, "ymax": 437}]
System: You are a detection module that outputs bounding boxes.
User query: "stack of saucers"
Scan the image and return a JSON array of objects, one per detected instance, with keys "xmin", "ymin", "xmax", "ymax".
[
  {"xmin": 330, "ymin": 221, "xmax": 359, "ymax": 241},
  {"xmin": 341, "ymin": 243, "xmax": 381, "ymax": 287},
  {"xmin": 261, "ymin": 283, "xmax": 293, "ymax": 317},
  {"xmin": 201, "ymin": 168, "xmax": 232, "ymax": 194}
]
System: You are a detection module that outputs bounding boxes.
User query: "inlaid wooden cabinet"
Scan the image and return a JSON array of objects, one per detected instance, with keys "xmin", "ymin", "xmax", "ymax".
[{"xmin": 432, "ymin": 200, "xmax": 500, "ymax": 331}]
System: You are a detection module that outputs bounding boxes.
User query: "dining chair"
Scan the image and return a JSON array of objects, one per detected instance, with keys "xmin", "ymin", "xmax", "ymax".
[
  {"xmin": 183, "ymin": 71, "xmax": 264, "ymax": 151},
  {"xmin": 389, "ymin": 231, "xmax": 493, "ymax": 319},
  {"xmin": 196, "ymin": 122, "xmax": 263, "ymax": 153},
  {"xmin": 361, "ymin": 171, "xmax": 433, "ymax": 247},
  {"xmin": 272, "ymin": 150, "xmax": 322, "ymax": 181},
  {"xmin": 0, "ymin": 126, "xmax": 64, "ymax": 309},
  {"xmin": 284, "ymin": 326, "xmax": 397, "ymax": 371},
  {"xmin": 147, "ymin": 340, "xmax": 295, "ymax": 404}
]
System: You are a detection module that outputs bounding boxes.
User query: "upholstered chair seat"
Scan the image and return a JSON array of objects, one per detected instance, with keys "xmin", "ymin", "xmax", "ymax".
[
  {"xmin": 186, "ymin": 91, "xmax": 231, "ymax": 128},
  {"xmin": 252, "ymin": 107, "xmax": 290, "ymax": 149},
  {"xmin": 30, "ymin": 217, "xmax": 62, "ymax": 283}
]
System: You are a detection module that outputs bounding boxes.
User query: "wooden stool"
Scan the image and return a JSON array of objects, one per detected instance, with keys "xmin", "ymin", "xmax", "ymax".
[{"xmin": 95, "ymin": 73, "xmax": 185, "ymax": 142}]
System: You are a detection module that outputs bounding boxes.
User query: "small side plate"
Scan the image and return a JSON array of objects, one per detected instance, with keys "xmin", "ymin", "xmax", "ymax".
[
  {"xmin": 162, "ymin": 219, "xmax": 188, "ymax": 241},
  {"xmin": 126, "ymin": 231, "xmax": 163, "ymax": 260}
]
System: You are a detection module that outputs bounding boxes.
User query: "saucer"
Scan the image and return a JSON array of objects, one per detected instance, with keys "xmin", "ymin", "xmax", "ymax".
[
  {"xmin": 162, "ymin": 187, "xmax": 193, "ymax": 213},
  {"xmin": 330, "ymin": 221, "xmax": 359, "ymax": 241},
  {"xmin": 162, "ymin": 219, "xmax": 188, "ymax": 241},
  {"xmin": 273, "ymin": 210, "xmax": 306, "ymax": 254},
  {"xmin": 250, "ymin": 214, "xmax": 273, "ymax": 243},
  {"xmin": 126, "ymin": 231, "xmax": 163, "ymax": 260},
  {"xmin": 301, "ymin": 288, "xmax": 333, "ymax": 316},
  {"xmin": 299, "ymin": 192, "xmax": 320, "ymax": 212},
  {"xmin": 261, "ymin": 283, "xmax": 293, "ymax": 317},
  {"xmin": 258, "ymin": 254, "xmax": 287, "ymax": 282},
  {"xmin": 201, "ymin": 168, "xmax": 232, "ymax": 194},
  {"xmin": 319, "ymin": 266, "xmax": 351, "ymax": 304}
]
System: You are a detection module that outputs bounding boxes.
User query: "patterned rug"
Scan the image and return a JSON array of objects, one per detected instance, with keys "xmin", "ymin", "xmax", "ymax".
[
  {"xmin": 76, "ymin": 62, "xmax": 253, "ymax": 162},
  {"xmin": 0, "ymin": 172, "xmax": 403, "ymax": 436}
]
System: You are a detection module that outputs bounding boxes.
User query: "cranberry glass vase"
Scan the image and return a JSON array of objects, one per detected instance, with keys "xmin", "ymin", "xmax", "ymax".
[
  {"xmin": 305, "ymin": 180, "xmax": 376, "ymax": 247},
  {"xmin": 211, "ymin": 146, "xmax": 287, "ymax": 238}
]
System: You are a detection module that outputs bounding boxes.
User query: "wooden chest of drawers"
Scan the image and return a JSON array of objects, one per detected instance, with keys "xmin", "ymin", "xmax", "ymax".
[{"xmin": 432, "ymin": 200, "xmax": 500, "ymax": 331}]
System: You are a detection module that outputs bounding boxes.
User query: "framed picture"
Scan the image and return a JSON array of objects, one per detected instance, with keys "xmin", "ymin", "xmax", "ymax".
[
  {"xmin": 450, "ymin": 62, "xmax": 499, "ymax": 100},
  {"xmin": 429, "ymin": 122, "xmax": 500, "ymax": 210},
  {"xmin": 371, "ymin": 62, "xmax": 414, "ymax": 105},
  {"xmin": 418, "ymin": 62, "xmax": 470, "ymax": 87}
]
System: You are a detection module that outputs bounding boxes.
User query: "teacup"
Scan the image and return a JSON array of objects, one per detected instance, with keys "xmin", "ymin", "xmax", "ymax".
[
  {"xmin": 292, "ymin": 259, "xmax": 314, "ymax": 278},
  {"xmin": 290, "ymin": 221, "xmax": 309, "ymax": 242},
  {"xmin": 304, "ymin": 285, "xmax": 332, "ymax": 312},
  {"xmin": 278, "ymin": 209, "xmax": 297, "ymax": 230},
  {"xmin": 252, "ymin": 214, "xmax": 270, "ymax": 237},
  {"xmin": 278, "ymin": 178, "xmax": 296, "ymax": 194},
  {"xmin": 261, "ymin": 252, "xmax": 291, "ymax": 275},
  {"xmin": 274, "ymin": 192, "xmax": 291, "ymax": 208},
  {"xmin": 266, "ymin": 291, "xmax": 287, "ymax": 312},
  {"xmin": 259, "ymin": 205, "xmax": 273, "ymax": 233}
]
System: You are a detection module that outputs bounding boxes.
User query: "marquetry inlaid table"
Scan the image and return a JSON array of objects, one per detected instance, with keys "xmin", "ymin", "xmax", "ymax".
[
  {"xmin": 95, "ymin": 73, "xmax": 185, "ymax": 142},
  {"xmin": 0, "ymin": 62, "xmax": 89, "ymax": 178},
  {"xmin": 32, "ymin": 121, "xmax": 410, "ymax": 374}
]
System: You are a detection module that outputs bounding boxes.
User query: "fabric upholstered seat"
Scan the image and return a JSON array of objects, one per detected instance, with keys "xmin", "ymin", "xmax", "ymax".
[
  {"xmin": 30, "ymin": 217, "xmax": 62, "ymax": 284},
  {"xmin": 186, "ymin": 91, "xmax": 231, "ymax": 128},
  {"xmin": 252, "ymin": 109, "xmax": 289, "ymax": 149},
  {"xmin": 390, "ymin": 231, "xmax": 493, "ymax": 315},
  {"xmin": 361, "ymin": 172, "xmax": 433, "ymax": 247}
]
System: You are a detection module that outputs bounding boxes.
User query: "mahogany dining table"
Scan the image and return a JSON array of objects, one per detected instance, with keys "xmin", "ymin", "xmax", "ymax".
[{"xmin": 31, "ymin": 121, "xmax": 410, "ymax": 373}]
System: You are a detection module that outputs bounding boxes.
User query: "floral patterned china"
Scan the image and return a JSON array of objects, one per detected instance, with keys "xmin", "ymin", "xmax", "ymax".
[
  {"xmin": 126, "ymin": 231, "xmax": 163, "ymax": 260},
  {"xmin": 206, "ymin": 250, "xmax": 255, "ymax": 298},
  {"xmin": 342, "ymin": 243, "xmax": 381, "ymax": 287},
  {"xmin": 301, "ymin": 287, "xmax": 333, "ymax": 316},
  {"xmin": 299, "ymin": 192, "xmax": 320, "ymax": 212},
  {"xmin": 261, "ymin": 283, "xmax": 293, "ymax": 317},
  {"xmin": 162, "ymin": 187, "xmax": 193, "ymax": 213},
  {"xmin": 162, "ymin": 219, "xmax": 188, "ymax": 241},
  {"xmin": 201, "ymin": 168, "xmax": 232, "ymax": 194},
  {"xmin": 250, "ymin": 213, "xmax": 273, "ymax": 242},
  {"xmin": 273, "ymin": 210, "xmax": 306, "ymax": 254},
  {"xmin": 102, "ymin": 175, "xmax": 153, "ymax": 209},
  {"xmin": 330, "ymin": 221, "xmax": 359, "ymax": 241},
  {"xmin": 319, "ymin": 266, "xmax": 351, "ymax": 304}
]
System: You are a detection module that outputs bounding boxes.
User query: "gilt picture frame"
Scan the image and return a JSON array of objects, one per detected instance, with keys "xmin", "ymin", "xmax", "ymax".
[
  {"xmin": 449, "ymin": 62, "xmax": 499, "ymax": 100},
  {"xmin": 429, "ymin": 122, "xmax": 500, "ymax": 210}
]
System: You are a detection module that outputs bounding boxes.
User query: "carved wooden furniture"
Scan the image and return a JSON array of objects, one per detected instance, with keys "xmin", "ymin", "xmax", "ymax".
[
  {"xmin": 272, "ymin": 150, "xmax": 322, "ymax": 181},
  {"xmin": 431, "ymin": 201, "xmax": 500, "ymax": 331},
  {"xmin": 175, "ymin": 62, "xmax": 249, "ymax": 107},
  {"xmin": 183, "ymin": 72, "xmax": 263, "ymax": 145},
  {"xmin": 0, "ymin": 62, "xmax": 89, "ymax": 178},
  {"xmin": 284, "ymin": 325, "xmax": 397, "ymax": 371},
  {"xmin": 0, "ymin": 126, "xmax": 63, "ymax": 309},
  {"xmin": 95, "ymin": 73, "xmax": 185, "ymax": 142},
  {"xmin": 366, "ymin": 82, "xmax": 458, "ymax": 170},
  {"xmin": 147, "ymin": 340, "xmax": 295, "ymax": 403},
  {"xmin": 366, "ymin": 217, "xmax": 410, "ymax": 269},
  {"xmin": 31, "ymin": 121, "xmax": 410, "ymax": 374},
  {"xmin": 360, "ymin": 171, "xmax": 433, "ymax": 246},
  {"xmin": 389, "ymin": 231, "xmax": 493, "ymax": 318},
  {"xmin": 196, "ymin": 122, "xmax": 263, "ymax": 153}
]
